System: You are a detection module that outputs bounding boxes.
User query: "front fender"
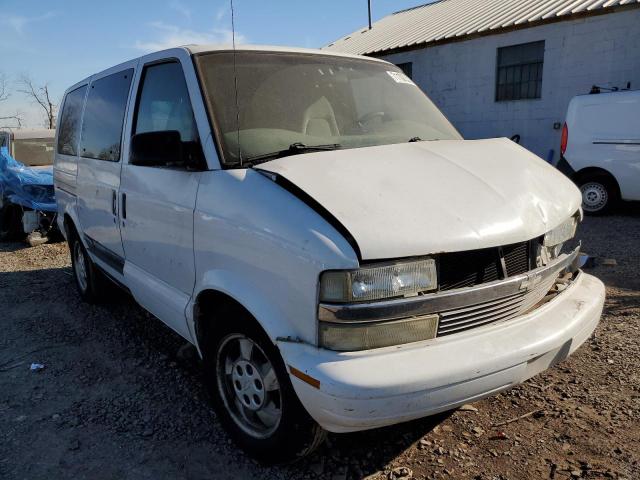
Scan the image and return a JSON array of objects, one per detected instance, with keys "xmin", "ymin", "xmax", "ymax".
[
  {"xmin": 189, "ymin": 269, "xmax": 305, "ymax": 353},
  {"xmin": 190, "ymin": 169, "xmax": 359, "ymax": 351}
]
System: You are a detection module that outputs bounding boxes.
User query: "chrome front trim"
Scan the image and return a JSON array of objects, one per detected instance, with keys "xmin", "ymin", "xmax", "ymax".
[{"xmin": 318, "ymin": 245, "xmax": 581, "ymax": 324}]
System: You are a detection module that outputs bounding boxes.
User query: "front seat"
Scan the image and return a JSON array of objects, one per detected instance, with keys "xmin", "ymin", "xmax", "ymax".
[{"xmin": 301, "ymin": 97, "xmax": 340, "ymax": 137}]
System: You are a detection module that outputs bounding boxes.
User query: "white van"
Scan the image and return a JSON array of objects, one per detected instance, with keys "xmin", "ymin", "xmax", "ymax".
[
  {"xmin": 54, "ymin": 45, "xmax": 604, "ymax": 463},
  {"xmin": 558, "ymin": 89, "xmax": 640, "ymax": 214}
]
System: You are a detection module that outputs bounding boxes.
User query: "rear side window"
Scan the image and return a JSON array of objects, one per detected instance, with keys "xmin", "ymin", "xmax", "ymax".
[
  {"xmin": 80, "ymin": 69, "xmax": 133, "ymax": 161},
  {"xmin": 57, "ymin": 85, "xmax": 87, "ymax": 156}
]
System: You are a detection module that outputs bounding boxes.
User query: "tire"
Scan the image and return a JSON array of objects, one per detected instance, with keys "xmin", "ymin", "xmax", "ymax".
[
  {"xmin": 203, "ymin": 312, "xmax": 326, "ymax": 464},
  {"xmin": 0, "ymin": 204, "xmax": 25, "ymax": 241},
  {"xmin": 69, "ymin": 234, "xmax": 106, "ymax": 303},
  {"xmin": 578, "ymin": 176, "xmax": 618, "ymax": 215}
]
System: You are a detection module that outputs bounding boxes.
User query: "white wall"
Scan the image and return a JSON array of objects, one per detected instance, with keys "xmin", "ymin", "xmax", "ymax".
[{"xmin": 382, "ymin": 9, "xmax": 640, "ymax": 163}]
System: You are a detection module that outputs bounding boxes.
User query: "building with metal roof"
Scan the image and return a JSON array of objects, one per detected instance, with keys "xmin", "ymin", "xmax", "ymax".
[
  {"xmin": 327, "ymin": 0, "xmax": 640, "ymax": 56},
  {"xmin": 326, "ymin": 0, "xmax": 640, "ymax": 164}
]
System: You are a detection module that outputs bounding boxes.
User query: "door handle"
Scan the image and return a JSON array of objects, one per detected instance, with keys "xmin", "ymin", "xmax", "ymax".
[
  {"xmin": 122, "ymin": 193, "xmax": 127, "ymax": 219},
  {"xmin": 112, "ymin": 190, "xmax": 117, "ymax": 215}
]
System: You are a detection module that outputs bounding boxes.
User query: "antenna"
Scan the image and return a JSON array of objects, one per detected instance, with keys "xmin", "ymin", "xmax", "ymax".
[
  {"xmin": 368, "ymin": 0, "xmax": 372, "ymax": 29},
  {"xmin": 230, "ymin": 0, "xmax": 242, "ymax": 166}
]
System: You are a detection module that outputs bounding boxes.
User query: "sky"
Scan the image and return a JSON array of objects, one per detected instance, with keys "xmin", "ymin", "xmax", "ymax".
[{"xmin": 0, "ymin": 0, "xmax": 428, "ymax": 128}]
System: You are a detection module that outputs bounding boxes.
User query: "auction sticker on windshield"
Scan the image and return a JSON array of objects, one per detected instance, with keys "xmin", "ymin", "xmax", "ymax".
[{"xmin": 387, "ymin": 71, "xmax": 414, "ymax": 85}]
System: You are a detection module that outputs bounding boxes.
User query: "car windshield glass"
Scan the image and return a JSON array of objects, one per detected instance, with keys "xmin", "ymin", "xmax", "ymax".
[
  {"xmin": 13, "ymin": 138, "xmax": 55, "ymax": 166},
  {"xmin": 195, "ymin": 51, "xmax": 462, "ymax": 166}
]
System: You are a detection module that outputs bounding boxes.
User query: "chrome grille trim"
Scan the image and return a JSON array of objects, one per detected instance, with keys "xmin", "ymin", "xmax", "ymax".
[
  {"xmin": 438, "ymin": 309, "xmax": 525, "ymax": 335},
  {"xmin": 318, "ymin": 245, "xmax": 580, "ymax": 325},
  {"xmin": 437, "ymin": 292, "xmax": 525, "ymax": 320},
  {"xmin": 439, "ymin": 298, "xmax": 524, "ymax": 329},
  {"xmin": 437, "ymin": 272, "xmax": 559, "ymax": 336}
]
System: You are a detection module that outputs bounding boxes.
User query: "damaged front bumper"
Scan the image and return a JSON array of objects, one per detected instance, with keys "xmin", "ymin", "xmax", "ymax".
[{"xmin": 279, "ymin": 247, "xmax": 604, "ymax": 433}]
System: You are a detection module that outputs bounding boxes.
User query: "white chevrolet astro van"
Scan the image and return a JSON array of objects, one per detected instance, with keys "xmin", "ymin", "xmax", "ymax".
[{"xmin": 53, "ymin": 45, "xmax": 605, "ymax": 462}]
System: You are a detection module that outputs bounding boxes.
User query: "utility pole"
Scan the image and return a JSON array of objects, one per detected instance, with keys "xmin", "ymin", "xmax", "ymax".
[{"xmin": 368, "ymin": 0, "xmax": 372, "ymax": 29}]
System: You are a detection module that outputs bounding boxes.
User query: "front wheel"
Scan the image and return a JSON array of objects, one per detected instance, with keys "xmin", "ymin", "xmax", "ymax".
[
  {"xmin": 204, "ymin": 318, "xmax": 326, "ymax": 463},
  {"xmin": 579, "ymin": 177, "xmax": 617, "ymax": 215}
]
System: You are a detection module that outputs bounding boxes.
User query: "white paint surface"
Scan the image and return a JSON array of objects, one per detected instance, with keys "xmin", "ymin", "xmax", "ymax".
[
  {"xmin": 259, "ymin": 138, "xmax": 581, "ymax": 260},
  {"xmin": 53, "ymin": 45, "xmax": 604, "ymax": 434}
]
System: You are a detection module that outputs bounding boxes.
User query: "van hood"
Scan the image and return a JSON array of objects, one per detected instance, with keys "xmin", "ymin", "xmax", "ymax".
[{"xmin": 258, "ymin": 138, "xmax": 581, "ymax": 260}]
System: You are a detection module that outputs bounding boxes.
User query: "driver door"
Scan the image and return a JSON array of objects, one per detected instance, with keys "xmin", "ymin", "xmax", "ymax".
[{"xmin": 119, "ymin": 59, "xmax": 205, "ymax": 339}]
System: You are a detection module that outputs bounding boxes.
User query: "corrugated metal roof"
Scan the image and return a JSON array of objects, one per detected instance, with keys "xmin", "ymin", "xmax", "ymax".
[{"xmin": 325, "ymin": 0, "xmax": 640, "ymax": 55}]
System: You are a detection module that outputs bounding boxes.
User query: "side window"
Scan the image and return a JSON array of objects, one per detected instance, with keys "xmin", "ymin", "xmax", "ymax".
[
  {"xmin": 131, "ymin": 61, "xmax": 202, "ymax": 169},
  {"xmin": 80, "ymin": 69, "xmax": 133, "ymax": 161},
  {"xmin": 57, "ymin": 85, "xmax": 87, "ymax": 156}
]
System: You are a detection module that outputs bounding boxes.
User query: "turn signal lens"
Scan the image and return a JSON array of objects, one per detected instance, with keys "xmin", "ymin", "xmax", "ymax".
[{"xmin": 319, "ymin": 315, "xmax": 439, "ymax": 351}]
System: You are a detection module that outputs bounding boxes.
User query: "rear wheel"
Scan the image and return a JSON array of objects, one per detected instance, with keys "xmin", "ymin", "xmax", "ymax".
[
  {"xmin": 204, "ymin": 314, "xmax": 326, "ymax": 463},
  {"xmin": 69, "ymin": 235, "xmax": 105, "ymax": 303},
  {"xmin": 578, "ymin": 176, "xmax": 617, "ymax": 215}
]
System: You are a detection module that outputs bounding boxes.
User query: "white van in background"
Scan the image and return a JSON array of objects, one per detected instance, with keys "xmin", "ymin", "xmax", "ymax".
[{"xmin": 558, "ymin": 90, "xmax": 640, "ymax": 214}]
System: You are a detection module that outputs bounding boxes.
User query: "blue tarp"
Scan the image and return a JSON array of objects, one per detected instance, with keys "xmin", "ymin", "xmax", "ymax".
[{"xmin": 0, "ymin": 146, "xmax": 56, "ymax": 212}]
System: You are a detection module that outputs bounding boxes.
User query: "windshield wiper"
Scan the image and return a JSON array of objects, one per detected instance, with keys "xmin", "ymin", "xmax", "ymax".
[
  {"xmin": 244, "ymin": 142, "xmax": 342, "ymax": 166},
  {"xmin": 408, "ymin": 137, "xmax": 442, "ymax": 143}
]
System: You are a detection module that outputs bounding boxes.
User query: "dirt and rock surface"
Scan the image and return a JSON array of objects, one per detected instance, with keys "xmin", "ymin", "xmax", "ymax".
[{"xmin": 1, "ymin": 209, "xmax": 639, "ymax": 480}]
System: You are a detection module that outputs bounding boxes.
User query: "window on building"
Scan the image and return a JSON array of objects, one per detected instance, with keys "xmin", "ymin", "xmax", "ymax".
[
  {"xmin": 80, "ymin": 69, "xmax": 133, "ymax": 161},
  {"xmin": 57, "ymin": 85, "xmax": 87, "ymax": 156},
  {"xmin": 496, "ymin": 41, "xmax": 544, "ymax": 102},
  {"xmin": 395, "ymin": 62, "xmax": 413, "ymax": 79}
]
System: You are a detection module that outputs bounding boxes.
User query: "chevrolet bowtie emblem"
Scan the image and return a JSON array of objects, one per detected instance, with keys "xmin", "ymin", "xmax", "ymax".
[{"xmin": 520, "ymin": 273, "xmax": 542, "ymax": 290}]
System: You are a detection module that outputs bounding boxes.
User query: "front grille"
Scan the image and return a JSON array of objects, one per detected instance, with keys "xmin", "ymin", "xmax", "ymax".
[
  {"xmin": 437, "ymin": 271, "xmax": 557, "ymax": 336},
  {"xmin": 439, "ymin": 241, "xmax": 531, "ymax": 291},
  {"xmin": 503, "ymin": 242, "xmax": 530, "ymax": 277},
  {"xmin": 439, "ymin": 247, "xmax": 500, "ymax": 290}
]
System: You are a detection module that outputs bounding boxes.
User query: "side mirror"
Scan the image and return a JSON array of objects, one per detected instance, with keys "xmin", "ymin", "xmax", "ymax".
[{"xmin": 130, "ymin": 130, "xmax": 183, "ymax": 167}]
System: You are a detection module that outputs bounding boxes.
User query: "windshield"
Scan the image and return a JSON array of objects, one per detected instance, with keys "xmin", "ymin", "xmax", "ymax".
[{"xmin": 195, "ymin": 51, "xmax": 462, "ymax": 166}]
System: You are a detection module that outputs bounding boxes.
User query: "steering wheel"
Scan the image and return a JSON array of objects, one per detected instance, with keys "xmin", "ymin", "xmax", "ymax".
[{"xmin": 357, "ymin": 111, "xmax": 387, "ymax": 128}]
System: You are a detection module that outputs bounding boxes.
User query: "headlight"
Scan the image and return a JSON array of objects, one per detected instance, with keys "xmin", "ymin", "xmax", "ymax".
[
  {"xmin": 319, "ymin": 258, "xmax": 437, "ymax": 303},
  {"xmin": 543, "ymin": 215, "xmax": 578, "ymax": 247}
]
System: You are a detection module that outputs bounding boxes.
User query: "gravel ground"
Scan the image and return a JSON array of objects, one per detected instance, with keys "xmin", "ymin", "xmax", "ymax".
[{"xmin": 1, "ymin": 209, "xmax": 639, "ymax": 480}]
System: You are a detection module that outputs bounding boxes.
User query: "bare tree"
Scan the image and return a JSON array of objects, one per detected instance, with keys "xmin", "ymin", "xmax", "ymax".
[
  {"xmin": 0, "ymin": 73, "xmax": 23, "ymax": 130},
  {"xmin": 18, "ymin": 74, "xmax": 56, "ymax": 129}
]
